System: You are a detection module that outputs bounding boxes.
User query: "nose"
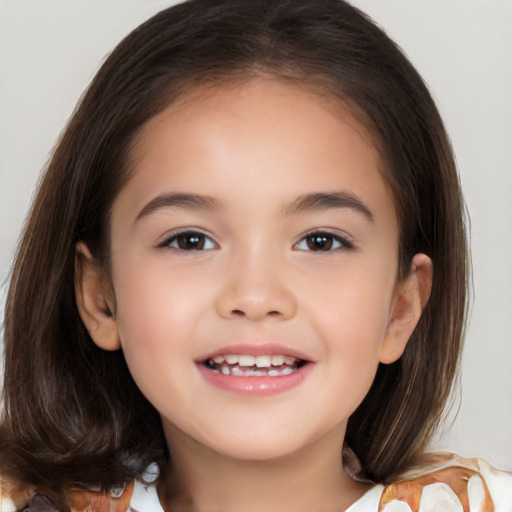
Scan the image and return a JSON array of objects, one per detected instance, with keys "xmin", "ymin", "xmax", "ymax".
[{"xmin": 215, "ymin": 250, "xmax": 298, "ymax": 321}]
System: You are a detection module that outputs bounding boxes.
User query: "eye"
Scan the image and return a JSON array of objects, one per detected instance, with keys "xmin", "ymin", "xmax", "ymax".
[
  {"xmin": 160, "ymin": 230, "xmax": 217, "ymax": 251},
  {"xmin": 294, "ymin": 231, "xmax": 354, "ymax": 252}
]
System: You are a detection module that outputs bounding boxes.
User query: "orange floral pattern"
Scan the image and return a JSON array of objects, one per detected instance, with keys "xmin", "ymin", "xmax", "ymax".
[{"xmin": 1, "ymin": 454, "xmax": 510, "ymax": 511}]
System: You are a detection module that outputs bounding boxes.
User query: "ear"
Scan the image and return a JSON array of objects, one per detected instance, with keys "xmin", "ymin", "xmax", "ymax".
[
  {"xmin": 74, "ymin": 242, "xmax": 121, "ymax": 351},
  {"xmin": 379, "ymin": 253, "xmax": 433, "ymax": 364}
]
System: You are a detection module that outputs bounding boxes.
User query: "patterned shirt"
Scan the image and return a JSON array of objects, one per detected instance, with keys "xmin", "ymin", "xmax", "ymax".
[{"xmin": 1, "ymin": 453, "xmax": 511, "ymax": 511}]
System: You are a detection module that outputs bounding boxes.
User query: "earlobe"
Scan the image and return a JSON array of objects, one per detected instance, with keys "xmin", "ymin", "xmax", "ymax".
[
  {"xmin": 379, "ymin": 253, "xmax": 433, "ymax": 364},
  {"xmin": 75, "ymin": 242, "xmax": 121, "ymax": 351}
]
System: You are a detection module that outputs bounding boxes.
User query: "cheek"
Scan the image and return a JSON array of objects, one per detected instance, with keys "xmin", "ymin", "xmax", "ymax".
[
  {"xmin": 303, "ymin": 256, "xmax": 396, "ymax": 400},
  {"xmin": 306, "ymin": 259, "xmax": 396, "ymax": 342},
  {"xmin": 115, "ymin": 256, "xmax": 210, "ymax": 328},
  {"xmin": 112, "ymin": 265, "xmax": 211, "ymax": 386}
]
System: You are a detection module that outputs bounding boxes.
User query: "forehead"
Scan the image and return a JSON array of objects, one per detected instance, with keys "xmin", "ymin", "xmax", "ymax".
[{"xmin": 116, "ymin": 78, "xmax": 395, "ymax": 227}]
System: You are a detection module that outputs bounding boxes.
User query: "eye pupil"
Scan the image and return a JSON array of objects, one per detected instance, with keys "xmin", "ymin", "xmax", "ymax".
[
  {"xmin": 306, "ymin": 234, "xmax": 333, "ymax": 251},
  {"xmin": 177, "ymin": 233, "xmax": 205, "ymax": 250}
]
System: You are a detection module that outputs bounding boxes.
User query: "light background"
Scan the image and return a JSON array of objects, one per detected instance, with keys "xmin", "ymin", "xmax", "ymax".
[{"xmin": 0, "ymin": 1, "xmax": 511, "ymax": 469}]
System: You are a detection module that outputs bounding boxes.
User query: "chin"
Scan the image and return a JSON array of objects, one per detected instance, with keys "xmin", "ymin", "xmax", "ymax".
[
  {"xmin": 198, "ymin": 426, "xmax": 325, "ymax": 463},
  {"xmin": 213, "ymin": 442, "xmax": 304, "ymax": 463}
]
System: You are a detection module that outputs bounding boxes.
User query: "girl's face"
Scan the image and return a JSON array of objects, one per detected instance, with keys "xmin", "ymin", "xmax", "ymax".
[{"xmin": 79, "ymin": 79, "xmax": 427, "ymax": 462}]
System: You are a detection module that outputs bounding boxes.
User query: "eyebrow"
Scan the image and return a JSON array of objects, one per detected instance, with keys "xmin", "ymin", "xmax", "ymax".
[
  {"xmin": 135, "ymin": 193, "xmax": 222, "ymax": 221},
  {"xmin": 283, "ymin": 191, "xmax": 374, "ymax": 222},
  {"xmin": 135, "ymin": 190, "xmax": 374, "ymax": 223}
]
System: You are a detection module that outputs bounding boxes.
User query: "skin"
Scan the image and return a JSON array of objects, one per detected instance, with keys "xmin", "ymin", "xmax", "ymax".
[{"xmin": 76, "ymin": 78, "xmax": 432, "ymax": 512}]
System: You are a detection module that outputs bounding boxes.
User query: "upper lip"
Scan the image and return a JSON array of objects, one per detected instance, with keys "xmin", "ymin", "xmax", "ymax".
[{"xmin": 197, "ymin": 343, "xmax": 313, "ymax": 363}]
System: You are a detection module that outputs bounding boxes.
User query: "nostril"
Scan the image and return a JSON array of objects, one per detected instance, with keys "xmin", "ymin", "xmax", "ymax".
[
  {"xmin": 219, "ymin": 290, "xmax": 297, "ymax": 321},
  {"xmin": 231, "ymin": 309, "xmax": 281, "ymax": 318}
]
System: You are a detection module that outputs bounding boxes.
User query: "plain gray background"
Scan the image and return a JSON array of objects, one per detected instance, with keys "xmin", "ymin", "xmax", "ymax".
[{"xmin": 1, "ymin": 1, "xmax": 511, "ymax": 470}]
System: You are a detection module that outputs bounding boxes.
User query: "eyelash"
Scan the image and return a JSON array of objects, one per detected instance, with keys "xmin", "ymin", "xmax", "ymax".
[
  {"xmin": 294, "ymin": 231, "xmax": 355, "ymax": 253},
  {"xmin": 158, "ymin": 229, "xmax": 355, "ymax": 253},
  {"xmin": 158, "ymin": 230, "xmax": 217, "ymax": 251}
]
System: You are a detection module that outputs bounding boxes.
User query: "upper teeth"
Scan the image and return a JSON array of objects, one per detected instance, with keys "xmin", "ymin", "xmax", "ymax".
[{"xmin": 210, "ymin": 354, "xmax": 297, "ymax": 368}]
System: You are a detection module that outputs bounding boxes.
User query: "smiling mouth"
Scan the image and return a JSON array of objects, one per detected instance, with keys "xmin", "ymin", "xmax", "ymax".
[{"xmin": 204, "ymin": 354, "xmax": 306, "ymax": 377}]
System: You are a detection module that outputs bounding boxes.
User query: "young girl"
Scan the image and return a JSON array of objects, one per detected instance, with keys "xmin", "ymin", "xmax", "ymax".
[{"xmin": 0, "ymin": 0, "xmax": 510, "ymax": 511}]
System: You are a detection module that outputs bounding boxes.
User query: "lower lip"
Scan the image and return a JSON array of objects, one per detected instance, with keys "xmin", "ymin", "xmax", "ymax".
[{"xmin": 197, "ymin": 363, "xmax": 313, "ymax": 395}]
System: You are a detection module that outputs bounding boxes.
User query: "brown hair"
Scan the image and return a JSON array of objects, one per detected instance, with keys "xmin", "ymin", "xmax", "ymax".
[{"xmin": 0, "ymin": 0, "xmax": 467, "ymax": 507}]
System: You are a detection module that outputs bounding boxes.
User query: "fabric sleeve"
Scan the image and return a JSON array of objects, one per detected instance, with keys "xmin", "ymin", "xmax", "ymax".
[
  {"xmin": 0, "ymin": 477, "xmax": 32, "ymax": 512},
  {"xmin": 378, "ymin": 454, "xmax": 512, "ymax": 512}
]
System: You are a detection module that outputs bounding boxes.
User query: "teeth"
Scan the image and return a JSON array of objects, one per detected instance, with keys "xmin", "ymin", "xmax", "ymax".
[
  {"xmin": 206, "ymin": 353, "xmax": 303, "ymax": 377},
  {"xmin": 255, "ymin": 355, "xmax": 271, "ymax": 368},
  {"xmin": 207, "ymin": 354, "xmax": 300, "ymax": 377},
  {"xmin": 208, "ymin": 354, "xmax": 298, "ymax": 366},
  {"xmin": 271, "ymin": 355, "xmax": 285, "ymax": 366},
  {"xmin": 231, "ymin": 366, "xmax": 244, "ymax": 377},
  {"xmin": 224, "ymin": 354, "xmax": 238, "ymax": 364},
  {"xmin": 214, "ymin": 365, "xmax": 297, "ymax": 377},
  {"xmin": 238, "ymin": 355, "xmax": 255, "ymax": 367}
]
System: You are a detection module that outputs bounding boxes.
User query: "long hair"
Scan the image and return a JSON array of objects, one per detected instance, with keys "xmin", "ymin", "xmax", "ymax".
[{"xmin": 0, "ymin": 0, "xmax": 467, "ymax": 507}]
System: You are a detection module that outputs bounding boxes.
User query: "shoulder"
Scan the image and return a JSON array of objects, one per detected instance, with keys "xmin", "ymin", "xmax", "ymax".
[
  {"xmin": 0, "ymin": 461, "xmax": 162, "ymax": 511},
  {"xmin": 0, "ymin": 476, "xmax": 134, "ymax": 512},
  {"xmin": 0, "ymin": 476, "xmax": 34, "ymax": 512},
  {"xmin": 378, "ymin": 452, "xmax": 512, "ymax": 511}
]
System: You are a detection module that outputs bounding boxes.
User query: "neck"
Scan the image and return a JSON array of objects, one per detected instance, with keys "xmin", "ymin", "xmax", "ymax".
[{"xmin": 160, "ymin": 424, "xmax": 370, "ymax": 512}]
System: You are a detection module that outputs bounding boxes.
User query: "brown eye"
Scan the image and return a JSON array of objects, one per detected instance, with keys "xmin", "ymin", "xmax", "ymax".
[
  {"xmin": 294, "ymin": 231, "xmax": 354, "ymax": 252},
  {"xmin": 176, "ymin": 233, "xmax": 205, "ymax": 250},
  {"xmin": 305, "ymin": 233, "xmax": 334, "ymax": 251},
  {"xmin": 163, "ymin": 231, "xmax": 216, "ymax": 251}
]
